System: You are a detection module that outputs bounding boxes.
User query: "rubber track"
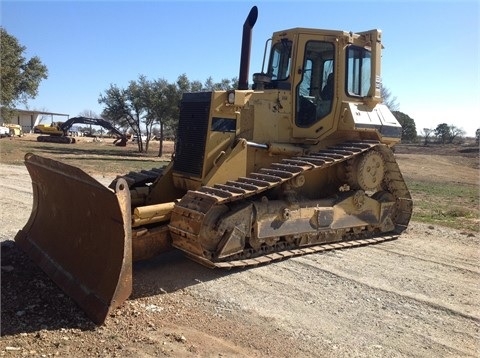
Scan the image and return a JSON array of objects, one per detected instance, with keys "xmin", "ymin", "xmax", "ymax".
[{"xmin": 170, "ymin": 140, "xmax": 413, "ymax": 268}]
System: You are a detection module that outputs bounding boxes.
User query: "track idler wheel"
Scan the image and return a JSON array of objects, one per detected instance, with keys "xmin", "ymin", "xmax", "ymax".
[{"xmin": 347, "ymin": 150, "xmax": 385, "ymax": 191}]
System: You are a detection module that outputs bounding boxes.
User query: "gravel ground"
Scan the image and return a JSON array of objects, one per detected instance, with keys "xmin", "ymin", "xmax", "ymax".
[{"xmin": 1, "ymin": 162, "xmax": 479, "ymax": 357}]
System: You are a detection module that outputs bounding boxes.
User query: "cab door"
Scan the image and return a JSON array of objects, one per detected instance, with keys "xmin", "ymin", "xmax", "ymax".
[{"xmin": 292, "ymin": 34, "xmax": 338, "ymax": 139}]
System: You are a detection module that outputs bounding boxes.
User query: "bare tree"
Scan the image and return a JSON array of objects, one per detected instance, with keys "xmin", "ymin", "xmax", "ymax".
[
  {"xmin": 76, "ymin": 110, "xmax": 99, "ymax": 136},
  {"xmin": 448, "ymin": 125, "xmax": 466, "ymax": 144},
  {"xmin": 381, "ymin": 85, "xmax": 400, "ymax": 111},
  {"xmin": 78, "ymin": 109, "xmax": 98, "ymax": 118},
  {"xmin": 420, "ymin": 128, "xmax": 434, "ymax": 145}
]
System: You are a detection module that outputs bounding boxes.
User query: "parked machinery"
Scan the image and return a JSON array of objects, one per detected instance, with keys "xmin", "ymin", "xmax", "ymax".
[
  {"xmin": 15, "ymin": 7, "xmax": 412, "ymax": 324},
  {"xmin": 34, "ymin": 116, "xmax": 127, "ymax": 145}
]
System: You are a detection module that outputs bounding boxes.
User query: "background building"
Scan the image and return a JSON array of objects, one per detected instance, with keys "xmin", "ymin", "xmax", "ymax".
[{"xmin": 2, "ymin": 109, "xmax": 69, "ymax": 133}]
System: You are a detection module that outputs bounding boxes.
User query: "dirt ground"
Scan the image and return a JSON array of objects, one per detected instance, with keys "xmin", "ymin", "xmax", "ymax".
[{"xmin": 1, "ymin": 141, "xmax": 479, "ymax": 357}]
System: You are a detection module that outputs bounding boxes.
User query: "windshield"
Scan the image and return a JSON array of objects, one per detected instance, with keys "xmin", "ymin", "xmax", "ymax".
[{"xmin": 267, "ymin": 39, "xmax": 292, "ymax": 81}]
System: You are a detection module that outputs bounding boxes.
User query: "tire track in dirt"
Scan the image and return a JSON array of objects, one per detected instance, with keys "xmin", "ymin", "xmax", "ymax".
[
  {"xmin": 297, "ymin": 238, "xmax": 480, "ymax": 318},
  {"xmin": 0, "ymin": 183, "xmax": 32, "ymax": 195},
  {"xmin": 373, "ymin": 246, "xmax": 480, "ymax": 274},
  {"xmin": 187, "ymin": 236, "xmax": 479, "ymax": 357},
  {"xmin": 292, "ymin": 256, "xmax": 480, "ymax": 322}
]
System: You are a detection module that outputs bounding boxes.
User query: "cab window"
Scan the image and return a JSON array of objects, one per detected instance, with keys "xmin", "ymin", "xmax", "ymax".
[
  {"xmin": 268, "ymin": 39, "xmax": 292, "ymax": 81},
  {"xmin": 296, "ymin": 41, "xmax": 335, "ymax": 127},
  {"xmin": 346, "ymin": 46, "xmax": 371, "ymax": 97}
]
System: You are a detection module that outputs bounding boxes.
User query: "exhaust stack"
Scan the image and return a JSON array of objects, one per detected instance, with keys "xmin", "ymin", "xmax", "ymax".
[{"xmin": 238, "ymin": 6, "xmax": 258, "ymax": 90}]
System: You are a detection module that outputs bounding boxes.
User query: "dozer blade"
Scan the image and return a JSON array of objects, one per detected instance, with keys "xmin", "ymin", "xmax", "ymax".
[{"xmin": 15, "ymin": 153, "xmax": 133, "ymax": 324}]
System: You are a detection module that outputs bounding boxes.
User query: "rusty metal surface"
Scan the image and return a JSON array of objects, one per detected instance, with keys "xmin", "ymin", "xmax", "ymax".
[
  {"xmin": 131, "ymin": 225, "xmax": 172, "ymax": 262},
  {"xmin": 14, "ymin": 154, "xmax": 132, "ymax": 324}
]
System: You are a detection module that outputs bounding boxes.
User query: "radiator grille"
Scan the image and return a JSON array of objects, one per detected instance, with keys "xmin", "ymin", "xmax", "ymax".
[{"xmin": 173, "ymin": 92, "xmax": 211, "ymax": 177}]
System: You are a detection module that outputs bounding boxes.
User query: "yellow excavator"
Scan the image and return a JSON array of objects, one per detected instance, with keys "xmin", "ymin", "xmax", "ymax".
[
  {"xmin": 33, "ymin": 116, "xmax": 128, "ymax": 145},
  {"xmin": 15, "ymin": 6, "xmax": 412, "ymax": 324}
]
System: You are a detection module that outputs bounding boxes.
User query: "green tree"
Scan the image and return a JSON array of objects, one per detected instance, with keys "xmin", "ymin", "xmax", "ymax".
[
  {"xmin": 393, "ymin": 111, "xmax": 417, "ymax": 142},
  {"xmin": 434, "ymin": 123, "xmax": 451, "ymax": 144},
  {"xmin": 100, "ymin": 75, "xmax": 180, "ymax": 153},
  {"xmin": 0, "ymin": 27, "xmax": 48, "ymax": 120},
  {"xmin": 143, "ymin": 78, "xmax": 180, "ymax": 156},
  {"xmin": 176, "ymin": 73, "xmax": 202, "ymax": 93},
  {"xmin": 99, "ymin": 73, "xmax": 237, "ymax": 153},
  {"xmin": 203, "ymin": 76, "xmax": 238, "ymax": 91},
  {"xmin": 99, "ymin": 81, "xmax": 146, "ymax": 152},
  {"xmin": 434, "ymin": 123, "xmax": 466, "ymax": 144},
  {"xmin": 134, "ymin": 75, "xmax": 159, "ymax": 152}
]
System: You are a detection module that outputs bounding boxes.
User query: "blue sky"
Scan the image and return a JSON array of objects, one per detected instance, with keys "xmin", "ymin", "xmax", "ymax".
[{"xmin": 1, "ymin": 0, "xmax": 479, "ymax": 136}]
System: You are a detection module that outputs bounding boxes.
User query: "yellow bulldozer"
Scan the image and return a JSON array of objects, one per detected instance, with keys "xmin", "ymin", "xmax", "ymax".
[{"xmin": 15, "ymin": 6, "xmax": 412, "ymax": 324}]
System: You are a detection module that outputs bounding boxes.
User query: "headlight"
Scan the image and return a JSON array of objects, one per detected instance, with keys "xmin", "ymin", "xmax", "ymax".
[{"xmin": 227, "ymin": 91, "xmax": 235, "ymax": 104}]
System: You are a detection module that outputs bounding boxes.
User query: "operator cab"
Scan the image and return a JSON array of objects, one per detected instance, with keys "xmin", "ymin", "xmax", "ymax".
[{"xmin": 253, "ymin": 28, "xmax": 382, "ymax": 138}]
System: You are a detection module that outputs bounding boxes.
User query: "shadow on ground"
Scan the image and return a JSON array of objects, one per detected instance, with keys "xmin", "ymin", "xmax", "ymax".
[{"xmin": 0, "ymin": 240, "xmax": 232, "ymax": 336}]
